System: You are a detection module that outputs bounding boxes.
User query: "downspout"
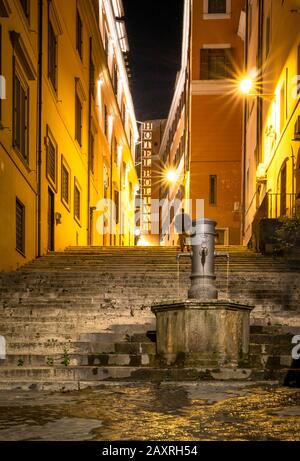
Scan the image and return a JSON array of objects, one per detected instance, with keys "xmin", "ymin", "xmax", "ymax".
[
  {"xmin": 241, "ymin": 0, "xmax": 249, "ymax": 241},
  {"xmin": 87, "ymin": 37, "xmax": 92, "ymax": 245},
  {"xmin": 37, "ymin": 0, "xmax": 43, "ymax": 258}
]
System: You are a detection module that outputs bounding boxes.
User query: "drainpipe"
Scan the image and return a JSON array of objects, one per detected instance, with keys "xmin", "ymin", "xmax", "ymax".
[
  {"xmin": 37, "ymin": 0, "xmax": 43, "ymax": 258},
  {"xmin": 87, "ymin": 37, "xmax": 92, "ymax": 245}
]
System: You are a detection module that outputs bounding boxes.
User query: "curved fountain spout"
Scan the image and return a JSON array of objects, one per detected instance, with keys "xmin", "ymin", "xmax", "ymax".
[{"xmin": 176, "ymin": 252, "xmax": 192, "ymax": 262}]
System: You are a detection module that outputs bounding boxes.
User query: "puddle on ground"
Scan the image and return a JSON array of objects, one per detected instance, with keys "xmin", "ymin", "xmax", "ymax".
[{"xmin": 0, "ymin": 383, "xmax": 299, "ymax": 441}]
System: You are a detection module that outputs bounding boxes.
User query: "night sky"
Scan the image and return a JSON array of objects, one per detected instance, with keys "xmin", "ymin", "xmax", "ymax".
[{"xmin": 123, "ymin": 0, "xmax": 184, "ymax": 122}]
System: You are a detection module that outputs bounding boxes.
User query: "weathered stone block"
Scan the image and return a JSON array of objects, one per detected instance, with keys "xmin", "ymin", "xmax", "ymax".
[{"xmin": 152, "ymin": 300, "xmax": 254, "ymax": 368}]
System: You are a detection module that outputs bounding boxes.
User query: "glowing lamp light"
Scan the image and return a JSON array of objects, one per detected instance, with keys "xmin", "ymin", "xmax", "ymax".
[
  {"xmin": 135, "ymin": 228, "xmax": 141, "ymax": 237},
  {"xmin": 166, "ymin": 169, "xmax": 177, "ymax": 184},
  {"xmin": 240, "ymin": 78, "xmax": 253, "ymax": 95}
]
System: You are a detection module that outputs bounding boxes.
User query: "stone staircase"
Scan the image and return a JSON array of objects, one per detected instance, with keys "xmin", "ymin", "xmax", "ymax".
[{"xmin": 0, "ymin": 246, "xmax": 299, "ymax": 390}]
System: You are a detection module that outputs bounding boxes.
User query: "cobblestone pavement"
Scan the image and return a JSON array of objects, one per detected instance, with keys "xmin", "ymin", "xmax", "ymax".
[{"xmin": 0, "ymin": 382, "xmax": 299, "ymax": 441}]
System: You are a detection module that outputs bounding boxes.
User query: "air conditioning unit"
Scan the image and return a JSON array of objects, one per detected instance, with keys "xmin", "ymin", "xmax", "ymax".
[{"xmin": 295, "ymin": 116, "xmax": 300, "ymax": 139}]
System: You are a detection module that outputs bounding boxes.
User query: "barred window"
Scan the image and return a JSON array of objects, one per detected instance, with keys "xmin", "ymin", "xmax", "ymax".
[
  {"xmin": 61, "ymin": 162, "xmax": 70, "ymax": 207},
  {"xmin": 16, "ymin": 199, "xmax": 25, "ymax": 254},
  {"xmin": 74, "ymin": 182, "xmax": 81, "ymax": 222},
  {"xmin": 13, "ymin": 73, "xmax": 28, "ymax": 161}
]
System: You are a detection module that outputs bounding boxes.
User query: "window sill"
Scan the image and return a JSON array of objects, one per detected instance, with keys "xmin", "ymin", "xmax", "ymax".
[
  {"xmin": 46, "ymin": 174, "xmax": 57, "ymax": 193},
  {"xmin": 203, "ymin": 13, "xmax": 231, "ymax": 20},
  {"xmin": 13, "ymin": 147, "xmax": 30, "ymax": 172},
  {"xmin": 61, "ymin": 198, "xmax": 70, "ymax": 213},
  {"xmin": 74, "ymin": 216, "xmax": 81, "ymax": 227},
  {"xmin": 16, "ymin": 248, "xmax": 26, "ymax": 258}
]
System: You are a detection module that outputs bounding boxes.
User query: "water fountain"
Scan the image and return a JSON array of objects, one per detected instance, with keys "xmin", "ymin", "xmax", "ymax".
[{"xmin": 152, "ymin": 219, "xmax": 254, "ymax": 369}]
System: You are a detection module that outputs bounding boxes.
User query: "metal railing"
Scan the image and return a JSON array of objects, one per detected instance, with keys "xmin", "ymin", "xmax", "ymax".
[{"xmin": 267, "ymin": 193, "xmax": 297, "ymax": 219}]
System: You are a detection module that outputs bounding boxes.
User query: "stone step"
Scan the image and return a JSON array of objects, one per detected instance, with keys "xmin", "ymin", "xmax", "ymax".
[
  {"xmin": 0, "ymin": 365, "xmax": 255, "ymax": 382},
  {"xmin": 0, "ymin": 352, "xmax": 156, "ymax": 367}
]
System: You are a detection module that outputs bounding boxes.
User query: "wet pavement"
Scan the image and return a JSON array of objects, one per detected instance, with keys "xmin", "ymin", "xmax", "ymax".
[{"xmin": 0, "ymin": 382, "xmax": 299, "ymax": 441}]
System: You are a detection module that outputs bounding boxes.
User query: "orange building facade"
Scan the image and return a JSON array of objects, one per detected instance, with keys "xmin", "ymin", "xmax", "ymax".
[
  {"xmin": 161, "ymin": 0, "xmax": 245, "ymax": 246},
  {"xmin": 190, "ymin": 0, "xmax": 244, "ymax": 245}
]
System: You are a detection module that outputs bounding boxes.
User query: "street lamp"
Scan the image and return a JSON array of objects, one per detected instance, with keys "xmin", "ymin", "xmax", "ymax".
[
  {"xmin": 238, "ymin": 77, "xmax": 275, "ymax": 98},
  {"xmin": 240, "ymin": 78, "xmax": 253, "ymax": 95},
  {"xmin": 165, "ymin": 169, "xmax": 177, "ymax": 184}
]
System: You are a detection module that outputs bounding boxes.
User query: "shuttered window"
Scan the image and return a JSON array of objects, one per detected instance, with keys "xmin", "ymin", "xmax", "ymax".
[
  {"xmin": 13, "ymin": 73, "xmax": 28, "ymax": 161},
  {"xmin": 200, "ymin": 48, "xmax": 232, "ymax": 80},
  {"xmin": 61, "ymin": 163, "xmax": 70, "ymax": 206},
  {"xmin": 16, "ymin": 199, "xmax": 25, "ymax": 254},
  {"xmin": 75, "ymin": 92, "xmax": 82, "ymax": 146},
  {"xmin": 48, "ymin": 21, "xmax": 57, "ymax": 91},
  {"xmin": 74, "ymin": 182, "xmax": 81, "ymax": 222},
  {"xmin": 46, "ymin": 134, "xmax": 56, "ymax": 186}
]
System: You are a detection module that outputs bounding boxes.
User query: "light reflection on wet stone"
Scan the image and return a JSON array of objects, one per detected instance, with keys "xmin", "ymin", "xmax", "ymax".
[{"xmin": 0, "ymin": 383, "xmax": 299, "ymax": 441}]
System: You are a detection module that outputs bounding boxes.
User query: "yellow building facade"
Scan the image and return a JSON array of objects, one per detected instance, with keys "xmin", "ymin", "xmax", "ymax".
[
  {"xmin": 243, "ymin": 0, "xmax": 300, "ymax": 247},
  {"xmin": 0, "ymin": 0, "xmax": 138, "ymax": 271}
]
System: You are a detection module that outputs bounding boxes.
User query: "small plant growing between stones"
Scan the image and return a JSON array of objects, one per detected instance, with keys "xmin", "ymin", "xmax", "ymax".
[
  {"xmin": 61, "ymin": 348, "xmax": 71, "ymax": 367},
  {"xmin": 46, "ymin": 357, "xmax": 54, "ymax": 367},
  {"xmin": 17, "ymin": 358, "xmax": 24, "ymax": 367}
]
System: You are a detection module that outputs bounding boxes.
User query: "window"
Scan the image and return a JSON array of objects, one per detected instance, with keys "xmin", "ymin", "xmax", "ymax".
[
  {"xmin": 90, "ymin": 59, "xmax": 95, "ymax": 98},
  {"xmin": 75, "ymin": 91, "xmax": 82, "ymax": 146},
  {"xmin": 61, "ymin": 157, "xmax": 70, "ymax": 209},
  {"xmin": 76, "ymin": 10, "xmax": 83, "ymax": 59},
  {"xmin": 121, "ymin": 99, "xmax": 126, "ymax": 126},
  {"xmin": 48, "ymin": 20, "xmax": 57, "ymax": 91},
  {"xmin": 19, "ymin": 0, "xmax": 29, "ymax": 19},
  {"xmin": 114, "ymin": 190, "xmax": 119, "ymax": 224},
  {"xmin": 208, "ymin": 0, "xmax": 226, "ymax": 14},
  {"xmin": 74, "ymin": 180, "xmax": 81, "ymax": 223},
  {"xmin": 104, "ymin": 104, "xmax": 108, "ymax": 137},
  {"xmin": 297, "ymin": 43, "xmax": 300, "ymax": 96},
  {"xmin": 265, "ymin": 16, "xmax": 271, "ymax": 58},
  {"xmin": 200, "ymin": 48, "xmax": 232, "ymax": 80},
  {"xmin": 209, "ymin": 175, "xmax": 217, "ymax": 205},
  {"xmin": 248, "ymin": 2, "xmax": 253, "ymax": 41},
  {"xmin": 112, "ymin": 62, "xmax": 118, "ymax": 96},
  {"xmin": 13, "ymin": 71, "xmax": 28, "ymax": 161},
  {"xmin": 90, "ymin": 133, "xmax": 95, "ymax": 174},
  {"xmin": 280, "ymin": 83, "xmax": 286, "ymax": 132},
  {"xmin": 46, "ymin": 128, "xmax": 57, "ymax": 188},
  {"xmin": 104, "ymin": 25, "xmax": 109, "ymax": 54},
  {"xmin": 0, "ymin": 25, "xmax": 2, "ymax": 121},
  {"xmin": 16, "ymin": 198, "xmax": 25, "ymax": 255}
]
